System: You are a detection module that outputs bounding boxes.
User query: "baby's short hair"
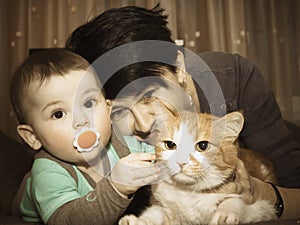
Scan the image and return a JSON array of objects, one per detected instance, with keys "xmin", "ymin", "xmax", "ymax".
[{"xmin": 10, "ymin": 49, "xmax": 92, "ymax": 124}]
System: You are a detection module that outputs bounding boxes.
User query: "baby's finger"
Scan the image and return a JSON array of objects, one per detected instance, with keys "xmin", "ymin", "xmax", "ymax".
[
  {"xmin": 133, "ymin": 172, "xmax": 159, "ymax": 186},
  {"xmin": 125, "ymin": 153, "xmax": 156, "ymax": 162},
  {"xmin": 132, "ymin": 166, "xmax": 160, "ymax": 179}
]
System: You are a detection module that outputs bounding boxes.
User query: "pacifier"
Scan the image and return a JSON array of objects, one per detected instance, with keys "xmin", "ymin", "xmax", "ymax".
[{"xmin": 73, "ymin": 127, "xmax": 100, "ymax": 152}]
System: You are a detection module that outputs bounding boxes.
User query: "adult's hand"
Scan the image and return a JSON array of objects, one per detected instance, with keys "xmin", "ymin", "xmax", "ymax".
[{"xmin": 234, "ymin": 159, "xmax": 300, "ymax": 219}]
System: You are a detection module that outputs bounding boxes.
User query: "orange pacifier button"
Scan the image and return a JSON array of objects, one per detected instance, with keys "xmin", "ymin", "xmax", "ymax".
[
  {"xmin": 77, "ymin": 130, "xmax": 97, "ymax": 149},
  {"xmin": 73, "ymin": 128, "xmax": 100, "ymax": 152}
]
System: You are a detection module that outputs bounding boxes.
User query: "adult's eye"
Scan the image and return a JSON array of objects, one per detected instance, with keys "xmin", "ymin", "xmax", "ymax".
[
  {"xmin": 141, "ymin": 90, "xmax": 156, "ymax": 102},
  {"xmin": 51, "ymin": 110, "xmax": 65, "ymax": 119},
  {"xmin": 164, "ymin": 141, "xmax": 177, "ymax": 150},
  {"xmin": 111, "ymin": 108, "xmax": 129, "ymax": 121},
  {"xmin": 196, "ymin": 141, "xmax": 209, "ymax": 151}
]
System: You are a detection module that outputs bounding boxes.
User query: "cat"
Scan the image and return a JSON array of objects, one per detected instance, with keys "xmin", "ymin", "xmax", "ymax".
[{"xmin": 119, "ymin": 111, "xmax": 277, "ymax": 225}]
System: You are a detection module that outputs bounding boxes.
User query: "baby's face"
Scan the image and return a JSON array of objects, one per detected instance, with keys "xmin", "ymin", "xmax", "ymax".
[{"xmin": 24, "ymin": 69, "xmax": 111, "ymax": 165}]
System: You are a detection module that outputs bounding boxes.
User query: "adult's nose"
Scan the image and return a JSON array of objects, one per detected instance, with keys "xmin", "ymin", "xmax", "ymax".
[{"xmin": 131, "ymin": 104, "xmax": 154, "ymax": 135}]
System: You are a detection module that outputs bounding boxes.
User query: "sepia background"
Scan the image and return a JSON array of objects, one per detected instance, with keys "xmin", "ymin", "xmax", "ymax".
[{"xmin": 1, "ymin": 0, "xmax": 300, "ymax": 139}]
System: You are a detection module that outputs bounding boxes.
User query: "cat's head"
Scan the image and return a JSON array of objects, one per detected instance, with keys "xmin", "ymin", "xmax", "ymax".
[{"xmin": 153, "ymin": 111, "xmax": 244, "ymax": 190}]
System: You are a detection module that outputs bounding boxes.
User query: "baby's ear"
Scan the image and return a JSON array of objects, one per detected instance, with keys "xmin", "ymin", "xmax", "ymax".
[
  {"xmin": 215, "ymin": 112, "xmax": 244, "ymax": 143},
  {"xmin": 17, "ymin": 124, "xmax": 42, "ymax": 150}
]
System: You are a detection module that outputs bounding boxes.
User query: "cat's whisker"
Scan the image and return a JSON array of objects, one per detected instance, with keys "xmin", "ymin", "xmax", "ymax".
[
  {"xmin": 196, "ymin": 173, "xmax": 218, "ymax": 192},
  {"xmin": 153, "ymin": 161, "xmax": 180, "ymax": 182},
  {"xmin": 156, "ymin": 161, "xmax": 169, "ymax": 171}
]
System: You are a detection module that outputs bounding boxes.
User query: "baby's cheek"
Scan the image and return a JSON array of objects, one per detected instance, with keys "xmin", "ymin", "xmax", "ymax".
[{"xmin": 42, "ymin": 131, "xmax": 74, "ymax": 157}]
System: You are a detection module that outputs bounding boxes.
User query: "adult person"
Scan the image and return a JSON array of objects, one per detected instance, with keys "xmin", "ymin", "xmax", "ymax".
[{"xmin": 65, "ymin": 4, "xmax": 300, "ymax": 219}]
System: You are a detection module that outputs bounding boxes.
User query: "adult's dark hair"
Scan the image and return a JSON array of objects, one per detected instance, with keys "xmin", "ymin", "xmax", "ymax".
[
  {"xmin": 66, "ymin": 4, "xmax": 174, "ymax": 62},
  {"xmin": 66, "ymin": 4, "xmax": 178, "ymax": 99}
]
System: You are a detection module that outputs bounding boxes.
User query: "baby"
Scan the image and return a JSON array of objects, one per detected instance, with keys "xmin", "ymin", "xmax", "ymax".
[{"xmin": 10, "ymin": 49, "xmax": 159, "ymax": 225}]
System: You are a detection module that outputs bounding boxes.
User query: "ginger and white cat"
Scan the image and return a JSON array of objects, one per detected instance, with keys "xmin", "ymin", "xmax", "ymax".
[{"xmin": 119, "ymin": 111, "xmax": 277, "ymax": 225}]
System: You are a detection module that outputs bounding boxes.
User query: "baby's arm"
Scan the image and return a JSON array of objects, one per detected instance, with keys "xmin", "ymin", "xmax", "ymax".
[
  {"xmin": 48, "ymin": 177, "xmax": 131, "ymax": 225},
  {"xmin": 47, "ymin": 153, "xmax": 158, "ymax": 225}
]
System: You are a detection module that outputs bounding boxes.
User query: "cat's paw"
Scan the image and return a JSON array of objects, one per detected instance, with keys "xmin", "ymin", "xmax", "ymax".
[
  {"xmin": 209, "ymin": 211, "xmax": 239, "ymax": 225},
  {"xmin": 118, "ymin": 215, "xmax": 138, "ymax": 225},
  {"xmin": 118, "ymin": 215, "xmax": 147, "ymax": 225}
]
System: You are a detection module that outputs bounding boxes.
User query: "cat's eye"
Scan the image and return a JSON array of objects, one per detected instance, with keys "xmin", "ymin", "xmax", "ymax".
[
  {"xmin": 196, "ymin": 141, "xmax": 209, "ymax": 151},
  {"xmin": 164, "ymin": 141, "xmax": 177, "ymax": 150}
]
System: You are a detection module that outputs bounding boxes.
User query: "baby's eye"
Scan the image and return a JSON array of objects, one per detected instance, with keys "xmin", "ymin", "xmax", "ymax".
[
  {"xmin": 51, "ymin": 110, "xmax": 65, "ymax": 119},
  {"xmin": 84, "ymin": 99, "xmax": 97, "ymax": 109},
  {"xmin": 164, "ymin": 141, "xmax": 177, "ymax": 150},
  {"xmin": 196, "ymin": 141, "xmax": 209, "ymax": 151}
]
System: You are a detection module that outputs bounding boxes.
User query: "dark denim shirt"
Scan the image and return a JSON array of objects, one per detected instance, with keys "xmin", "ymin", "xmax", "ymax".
[{"xmin": 195, "ymin": 51, "xmax": 300, "ymax": 187}]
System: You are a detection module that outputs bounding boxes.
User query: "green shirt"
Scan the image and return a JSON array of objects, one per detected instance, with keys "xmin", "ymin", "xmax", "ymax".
[{"xmin": 20, "ymin": 136, "xmax": 154, "ymax": 223}]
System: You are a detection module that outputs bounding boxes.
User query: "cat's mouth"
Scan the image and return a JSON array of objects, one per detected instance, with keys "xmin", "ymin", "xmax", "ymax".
[
  {"xmin": 170, "ymin": 172, "xmax": 198, "ymax": 185},
  {"xmin": 169, "ymin": 165, "xmax": 237, "ymax": 190}
]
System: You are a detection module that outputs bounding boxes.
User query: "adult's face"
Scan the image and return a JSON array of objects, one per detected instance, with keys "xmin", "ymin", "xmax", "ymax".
[{"xmin": 111, "ymin": 71, "xmax": 195, "ymax": 144}]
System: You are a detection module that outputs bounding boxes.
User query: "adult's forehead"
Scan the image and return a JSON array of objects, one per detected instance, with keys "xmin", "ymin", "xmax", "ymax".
[{"xmin": 114, "ymin": 77, "xmax": 169, "ymax": 99}]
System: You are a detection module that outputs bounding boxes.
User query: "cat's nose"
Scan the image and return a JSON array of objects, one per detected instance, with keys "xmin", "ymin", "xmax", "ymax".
[
  {"xmin": 176, "ymin": 151, "xmax": 190, "ymax": 168},
  {"xmin": 177, "ymin": 161, "xmax": 188, "ymax": 169}
]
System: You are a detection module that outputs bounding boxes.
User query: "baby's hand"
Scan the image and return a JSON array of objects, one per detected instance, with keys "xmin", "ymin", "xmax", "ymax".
[{"xmin": 109, "ymin": 153, "xmax": 159, "ymax": 196}]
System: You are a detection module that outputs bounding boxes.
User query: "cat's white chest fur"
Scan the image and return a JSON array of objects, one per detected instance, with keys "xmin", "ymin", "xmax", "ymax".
[
  {"xmin": 152, "ymin": 181, "xmax": 241, "ymax": 224},
  {"xmin": 120, "ymin": 180, "xmax": 275, "ymax": 225}
]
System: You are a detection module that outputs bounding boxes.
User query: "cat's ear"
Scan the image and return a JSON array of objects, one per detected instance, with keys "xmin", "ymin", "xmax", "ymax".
[{"xmin": 219, "ymin": 111, "xmax": 244, "ymax": 142}]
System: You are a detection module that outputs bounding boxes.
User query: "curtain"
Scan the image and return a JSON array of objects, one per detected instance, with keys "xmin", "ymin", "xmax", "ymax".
[
  {"xmin": 173, "ymin": 0, "xmax": 300, "ymax": 125},
  {"xmin": 1, "ymin": 0, "xmax": 299, "ymax": 139}
]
